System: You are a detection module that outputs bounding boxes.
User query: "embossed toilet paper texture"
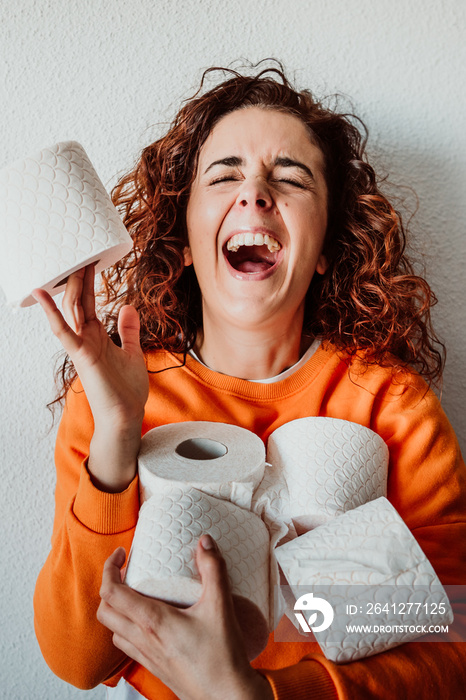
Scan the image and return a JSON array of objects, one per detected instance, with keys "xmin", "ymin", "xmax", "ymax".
[
  {"xmin": 124, "ymin": 483, "xmax": 271, "ymax": 659},
  {"xmin": 125, "ymin": 483, "xmax": 270, "ymax": 617},
  {"xmin": 275, "ymin": 497, "xmax": 453, "ymax": 662},
  {"xmin": 254, "ymin": 417, "xmax": 389, "ymax": 536},
  {"xmin": 0, "ymin": 141, "xmax": 133, "ymax": 307}
]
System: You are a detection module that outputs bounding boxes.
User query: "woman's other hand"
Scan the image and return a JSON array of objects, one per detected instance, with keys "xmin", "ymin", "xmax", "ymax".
[
  {"xmin": 33, "ymin": 264, "xmax": 149, "ymax": 492},
  {"xmin": 97, "ymin": 536, "xmax": 274, "ymax": 700}
]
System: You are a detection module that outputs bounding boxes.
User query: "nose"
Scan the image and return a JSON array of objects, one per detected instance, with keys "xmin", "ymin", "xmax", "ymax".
[{"xmin": 235, "ymin": 178, "xmax": 273, "ymax": 210}]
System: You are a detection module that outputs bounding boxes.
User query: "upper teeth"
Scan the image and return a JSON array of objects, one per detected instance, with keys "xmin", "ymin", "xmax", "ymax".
[{"xmin": 226, "ymin": 233, "xmax": 281, "ymax": 253}]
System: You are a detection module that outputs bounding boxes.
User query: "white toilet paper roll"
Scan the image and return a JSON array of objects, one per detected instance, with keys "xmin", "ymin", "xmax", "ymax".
[
  {"xmin": 253, "ymin": 417, "xmax": 389, "ymax": 535},
  {"xmin": 0, "ymin": 141, "xmax": 133, "ymax": 307},
  {"xmin": 138, "ymin": 421, "xmax": 266, "ymax": 510},
  {"xmin": 275, "ymin": 497, "xmax": 453, "ymax": 662},
  {"xmin": 125, "ymin": 483, "xmax": 271, "ymax": 660}
]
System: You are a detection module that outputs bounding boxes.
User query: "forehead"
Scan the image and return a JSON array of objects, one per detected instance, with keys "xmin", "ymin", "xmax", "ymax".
[{"xmin": 197, "ymin": 106, "xmax": 325, "ymax": 171}]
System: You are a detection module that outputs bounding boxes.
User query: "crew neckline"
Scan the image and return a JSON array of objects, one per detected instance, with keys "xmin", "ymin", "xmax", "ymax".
[
  {"xmin": 145, "ymin": 341, "xmax": 337, "ymax": 401},
  {"xmin": 188, "ymin": 338, "xmax": 322, "ymax": 384}
]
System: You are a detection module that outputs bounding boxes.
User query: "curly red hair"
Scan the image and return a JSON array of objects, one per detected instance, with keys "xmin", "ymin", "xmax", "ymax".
[{"xmin": 55, "ymin": 61, "xmax": 444, "ymax": 402}]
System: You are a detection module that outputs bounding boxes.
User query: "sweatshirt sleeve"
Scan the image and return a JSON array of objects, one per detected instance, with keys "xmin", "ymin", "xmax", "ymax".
[
  {"xmin": 259, "ymin": 372, "xmax": 466, "ymax": 699},
  {"xmin": 33, "ymin": 380, "xmax": 140, "ymax": 689}
]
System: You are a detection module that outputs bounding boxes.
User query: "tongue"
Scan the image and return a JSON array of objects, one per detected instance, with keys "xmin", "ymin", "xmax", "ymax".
[
  {"xmin": 226, "ymin": 244, "xmax": 277, "ymax": 273},
  {"xmin": 236, "ymin": 260, "xmax": 272, "ymax": 273}
]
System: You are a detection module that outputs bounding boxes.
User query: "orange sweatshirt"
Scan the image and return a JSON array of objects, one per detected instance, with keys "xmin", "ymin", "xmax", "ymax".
[{"xmin": 34, "ymin": 343, "xmax": 466, "ymax": 699}]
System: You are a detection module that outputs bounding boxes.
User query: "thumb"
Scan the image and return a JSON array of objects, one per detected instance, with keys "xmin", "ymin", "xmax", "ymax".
[
  {"xmin": 195, "ymin": 535, "xmax": 234, "ymax": 616},
  {"xmin": 118, "ymin": 305, "xmax": 142, "ymax": 354}
]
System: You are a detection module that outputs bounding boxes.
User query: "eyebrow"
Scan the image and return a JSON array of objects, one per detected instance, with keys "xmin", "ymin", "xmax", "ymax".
[
  {"xmin": 204, "ymin": 156, "xmax": 242, "ymax": 174},
  {"xmin": 203, "ymin": 155, "xmax": 315, "ymax": 180}
]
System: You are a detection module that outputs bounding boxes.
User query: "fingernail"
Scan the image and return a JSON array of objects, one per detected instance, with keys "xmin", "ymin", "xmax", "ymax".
[{"xmin": 201, "ymin": 534, "xmax": 215, "ymax": 550}]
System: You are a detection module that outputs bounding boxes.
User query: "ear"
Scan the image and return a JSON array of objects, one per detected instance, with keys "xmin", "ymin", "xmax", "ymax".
[
  {"xmin": 316, "ymin": 253, "xmax": 328, "ymax": 275},
  {"xmin": 183, "ymin": 246, "xmax": 193, "ymax": 266}
]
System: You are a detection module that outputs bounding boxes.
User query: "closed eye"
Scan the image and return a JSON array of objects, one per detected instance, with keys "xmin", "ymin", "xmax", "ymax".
[
  {"xmin": 209, "ymin": 176, "xmax": 239, "ymax": 185},
  {"xmin": 209, "ymin": 176, "xmax": 308, "ymax": 188},
  {"xmin": 272, "ymin": 178, "xmax": 308, "ymax": 189}
]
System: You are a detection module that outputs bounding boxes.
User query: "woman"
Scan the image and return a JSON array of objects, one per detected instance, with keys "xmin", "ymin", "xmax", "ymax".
[{"xmin": 33, "ymin": 64, "xmax": 466, "ymax": 699}]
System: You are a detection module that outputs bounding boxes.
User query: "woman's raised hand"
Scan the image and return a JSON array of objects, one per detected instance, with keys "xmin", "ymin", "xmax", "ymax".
[{"xmin": 33, "ymin": 264, "xmax": 149, "ymax": 492}]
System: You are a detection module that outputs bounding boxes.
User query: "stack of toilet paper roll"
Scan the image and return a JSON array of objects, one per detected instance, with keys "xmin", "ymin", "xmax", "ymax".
[
  {"xmin": 124, "ymin": 422, "xmax": 271, "ymax": 661},
  {"xmin": 251, "ymin": 417, "xmax": 393, "ymax": 638},
  {"xmin": 124, "ymin": 417, "xmax": 453, "ymax": 663},
  {"xmin": 0, "ymin": 141, "xmax": 133, "ymax": 307},
  {"xmin": 259, "ymin": 418, "xmax": 452, "ymax": 661}
]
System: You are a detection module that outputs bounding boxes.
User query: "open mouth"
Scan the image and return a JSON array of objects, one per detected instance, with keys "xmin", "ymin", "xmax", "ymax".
[{"xmin": 223, "ymin": 232, "xmax": 282, "ymax": 274}]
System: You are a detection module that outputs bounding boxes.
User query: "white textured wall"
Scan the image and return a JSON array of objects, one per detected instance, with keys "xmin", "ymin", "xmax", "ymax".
[{"xmin": 1, "ymin": 1, "xmax": 465, "ymax": 698}]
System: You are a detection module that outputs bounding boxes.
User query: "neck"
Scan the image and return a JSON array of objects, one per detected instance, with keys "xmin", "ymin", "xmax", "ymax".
[{"xmin": 194, "ymin": 310, "xmax": 311, "ymax": 380}]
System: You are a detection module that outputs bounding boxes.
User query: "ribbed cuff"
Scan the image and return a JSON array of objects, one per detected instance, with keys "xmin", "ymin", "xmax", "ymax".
[
  {"xmin": 73, "ymin": 461, "xmax": 140, "ymax": 534},
  {"xmin": 262, "ymin": 660, "xmax": 337, "ymax": 700}
]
